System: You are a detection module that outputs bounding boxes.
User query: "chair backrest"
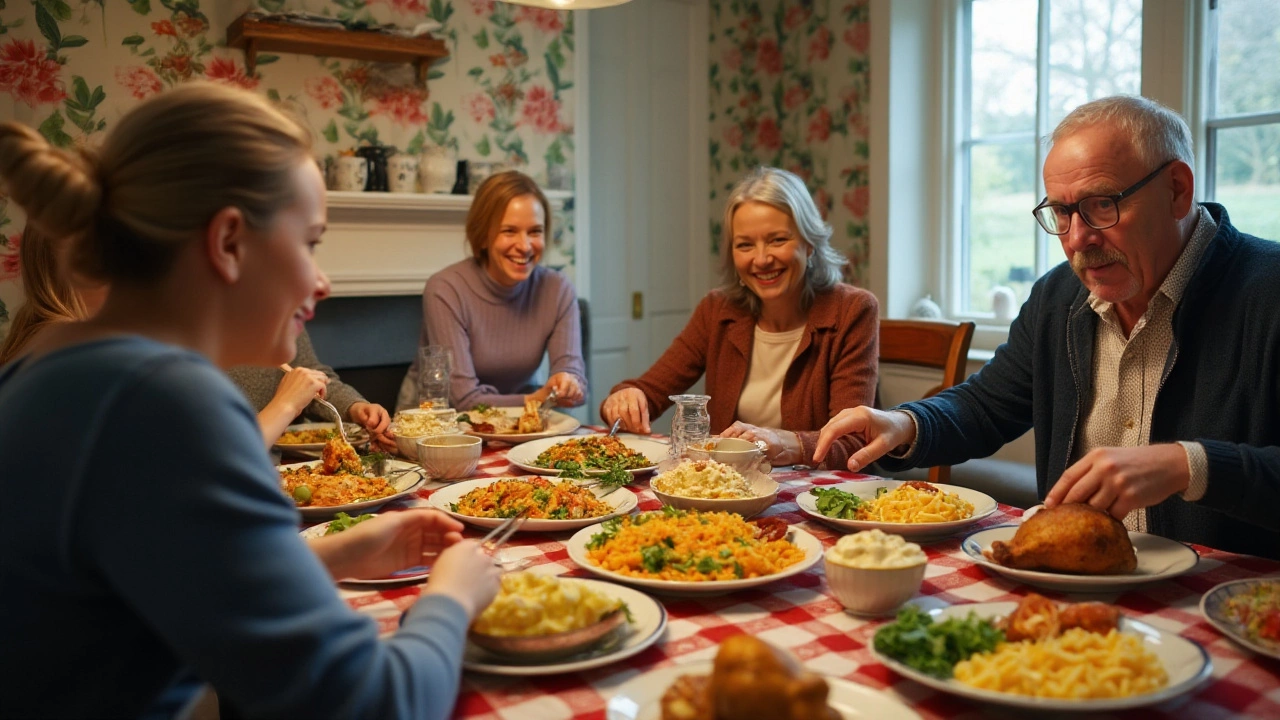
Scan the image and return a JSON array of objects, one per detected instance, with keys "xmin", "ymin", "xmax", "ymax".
[{"xmin": 878, "ymin": 319, "xmax": 975, "ymax": 484}]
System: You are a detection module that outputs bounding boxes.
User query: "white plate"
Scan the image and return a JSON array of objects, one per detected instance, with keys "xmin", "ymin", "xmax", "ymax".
[
  {"xmin": 797, "ymin": 480, "xmax": 999, "ymax": 542},
  {"xmin": 506, "ymin": 434, "xmax": 668, "ymax": 476},
  {"xmin": 426, "ymin": 477, "xmax": 639, "ymax": 532},
  {"xmin": 299, "ymin": 519, "xmax": 431, "ymax": 584},
  {"xmin": 1200, "ymin": 577, "xmax": 1280, "ymax": 660},
  {"xmin": 872, "ymin": 601, "xmax": 1212, "ymax": 711},
  {"xmin": 463, "ymin": 578, "xmax": 667, "ymax": 675},
  {"xmin": 272, "ymin": 421, "xmax": 369, "ymax": 454},
  {"xmin": 961, "ymin": 525, "xmax": 1199, "ymax": 592},
  {"xmin": 565, "ymin": 518, "xmax": 824, "ymax": 595},
  {"xmin": 606, "ymin": 662, "xmax": 920, "ymax": 720},
  {"xmin": 459, "ymin": 406, "xmax": 582, "ymax": 443},
  {"xmin": 279, "ymin": 459, "xmax": 426, "ymax": 521}
]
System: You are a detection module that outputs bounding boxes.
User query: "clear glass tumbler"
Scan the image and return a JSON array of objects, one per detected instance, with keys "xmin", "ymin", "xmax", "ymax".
[
  {"xmin": 668, "ymin": 394, "xmax": 711, "ymax": 459},
  {"xmin": 418, "ymin": 345, "xmax": 453, "ymax": 409}
]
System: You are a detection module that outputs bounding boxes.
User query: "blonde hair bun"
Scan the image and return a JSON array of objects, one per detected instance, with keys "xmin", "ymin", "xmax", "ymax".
[{"xmin": 0, "ymin": 123, "xmax": 100, "ymax": 241}]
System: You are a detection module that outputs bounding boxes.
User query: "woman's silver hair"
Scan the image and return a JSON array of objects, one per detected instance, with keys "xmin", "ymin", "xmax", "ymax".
[
  {"xmin": 1051, "ymin": 95, "xmax": 1194, "ymax": 168},
  {"xmin": 719, "ymin": 166, "xmax": 847, "ymax": 316}
]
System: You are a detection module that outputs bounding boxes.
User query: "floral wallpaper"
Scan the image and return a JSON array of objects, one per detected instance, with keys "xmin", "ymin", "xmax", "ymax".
[
  {"xmin": 708, "ymin": 0, "xmax": 871, "ymax": 285},
  {"xmin": 0, "ymin": 0, "xmax": 576, "ymax": 339}
]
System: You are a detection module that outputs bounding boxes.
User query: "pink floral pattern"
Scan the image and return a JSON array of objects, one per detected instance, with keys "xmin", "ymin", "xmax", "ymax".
[
  {"xmin": 0, "ymin": 39, "xmax": 66, "ymax": 107},
  {"xmin": 520, "ymin": 86, "xmax": 564, "ymax": 134},
  {"xmin": 115, "ymin": 67, "xmax": 163, "ymax": 100},
  {"xmin": 205, "ymin": 57, "xmax": 258, "ymax": 90},
  {"xmin": 0, "ymin": 234, "xmax": 19, "ymax": 282},
  {"xmin": 305, "ymin": 77, "xmax": 345, "ymax": 110},
  {"xmin": 516, "ymin": 8, "xmax": 564, "ymax": 33},
  {"xmin": 709, "ymin": 0, "xmax": 872, "ymax": 284}
]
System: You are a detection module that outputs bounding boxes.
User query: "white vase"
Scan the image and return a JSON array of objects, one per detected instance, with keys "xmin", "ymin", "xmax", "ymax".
[
  {"xmin": 334, "ymin": 155, "xmax": 368, "ymax": 192},
  {"xmin": 419, "ymin": 148, "xmax": 456, "ymax": 193},
  {"xmin": 388, "ymin": 154, "xmax": 420, "ymax": 193}
]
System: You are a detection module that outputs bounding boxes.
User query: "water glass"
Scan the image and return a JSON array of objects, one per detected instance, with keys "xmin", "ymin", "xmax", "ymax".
[
  {"xmin": 668, "ymin": 394, "xmax": 711, "ymax": 459},
  {"xmin": 418, "ymin": 345, "xmax": 452, "ymax": 408}
]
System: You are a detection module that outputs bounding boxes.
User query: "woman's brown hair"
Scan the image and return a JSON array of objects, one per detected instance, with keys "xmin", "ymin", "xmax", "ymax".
[
  {"xmin": 464, "ymin": 170, "xmax": 552, "ymax": 264},
  {"xmin": 0, "ymin": 83, "xmax": 312, "ymax": 286},
  {"xmin": 0, "ymin": 225, "xmax": 88, "ymax": 365}
]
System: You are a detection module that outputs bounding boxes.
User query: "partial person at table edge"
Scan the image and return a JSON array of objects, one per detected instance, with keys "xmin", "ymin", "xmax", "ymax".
[
  {"xmin": 816, "ymin": 94, "xmax": 1280, "ymax": 560},
  {"xmin": 396, "ymin": 170, "xmax": 587, "ymax": 413},
  {"xmin": 602, "ymin": 166, "xmax": 879, "ymax": 470}
]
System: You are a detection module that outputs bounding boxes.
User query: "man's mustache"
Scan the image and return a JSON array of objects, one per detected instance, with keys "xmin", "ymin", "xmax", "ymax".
[{"xmin": 1071, "ymin": 248, "xmax": 1128, "ymax": 272}]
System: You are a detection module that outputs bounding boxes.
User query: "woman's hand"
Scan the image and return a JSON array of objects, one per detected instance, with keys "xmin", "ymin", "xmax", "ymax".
[
  {"xmin": 721, "ymin": 422, "xmax": 804, "ymax": 465},
  {"xmin": 275, "ymin": 367, "xmax": 329, "ymax": 416},
  {"xmin": 348, "ymin": 401, "xmax": 395, "ymax": 451},
  {"xmin": 420, "ymin": 539, "xmax": 503, "ymax": 619},
  {"xmin": 533, "ymin": 372, "xmax": 584, "ymax": 407},
  {"xmin": 601, "ymin": 387, "xmax": 651, "ymax": 435},
  {"xmin": 307, "ymin": 509, "xmax": 465, "ymax": 581}
]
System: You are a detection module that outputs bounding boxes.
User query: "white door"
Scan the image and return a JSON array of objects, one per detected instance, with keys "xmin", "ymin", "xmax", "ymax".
[{"xmin": 583, "ymin": 0, "xmax": 710, "ymax": 433}]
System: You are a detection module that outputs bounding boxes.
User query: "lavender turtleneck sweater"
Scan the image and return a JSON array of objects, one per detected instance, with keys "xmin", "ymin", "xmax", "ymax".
[{"xmin": 397, "ymin": 259, "xmax": 586, "ymax": 410}]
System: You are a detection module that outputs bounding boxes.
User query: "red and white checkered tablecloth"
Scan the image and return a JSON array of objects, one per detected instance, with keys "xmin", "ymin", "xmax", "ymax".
[{"xmin": 344, "ymin": 435, "xmax": 1280, "ymax": 720}]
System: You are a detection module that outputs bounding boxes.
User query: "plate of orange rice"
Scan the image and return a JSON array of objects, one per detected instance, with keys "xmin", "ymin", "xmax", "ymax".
[{"xmin": 427, "ymin": 476, "xmax": 638, "ymax": 532}]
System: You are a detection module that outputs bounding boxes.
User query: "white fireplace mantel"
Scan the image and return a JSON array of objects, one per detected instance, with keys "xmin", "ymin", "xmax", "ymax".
[{"xmin": 319, "ymin": 189, "xmax": 574, "ymax": 297}]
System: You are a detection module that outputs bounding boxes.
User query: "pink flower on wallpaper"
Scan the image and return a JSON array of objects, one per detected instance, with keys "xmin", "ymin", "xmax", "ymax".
[
  {"xmin": 844, "ymin": 22, "xmax": 870, "ymax": 54},
  {"xmin": 516, "ymin": 7, "xmax": 565, "ymax": 33},
  {"xmin": 520, "ymin": 86, "xmax": 562, "ymax": 134},
  {"xmin": 757, "ymin": 117, "xmax": 782, "ymax": 151},
  {"xmin": 175, "ymin": 13, "xmax": 207, "ymax": 38},
  {"xmin": 469, "ymin": 0, "xmax": 496, "ymax": 15},
  {"xmin": 490, "ymin": 53, "xmax": 508, "ymax": 68},
  {"xmin": 205, "ymin": 57, "xmax": 258, "ymax": 90},
  {"xmin": 371, "ymin": 87, "xmax": 430, "ymax": 126},
  {"xmin": 723, "ymin": 124, "xmax": 744, "ymax": 148},
  {"xmin": 843, "ymin": 186, "xmax": 869, "ymax": 219},
  {"xmin": 305, "ymin": 77, "xmax": 345, "ymax": 110},
  {"xmin": 808, "ymin": 26, "xmax": 831, "ymax": 62},
  {"xmin": 806, "ymin": 106, "xmax": 831, "ymax": 143},
  {"xmin": 157, "ymin": 52, "xmax": 195, "ymax": 80},
  {"xmin": 784, "ymin": 5, "xmax": 810, "ymax": 29},
  {"xmin": 0, "ymin": 39, "xmax": 66, "ymax": 108},
  {"xmin": 151, "ymin": 20, "xmax": 177, "ymax": 37},
  {"xmin": 756, "ymin": 39, "xmax": 783, "ymax": 75},
  {"xmin": 465, "ymin": 93, "xmax": 496, "ymax": 123},
  {"xmin": 784, "ymin": 86, "xmax": 808, "ymax": 110},
  {"xmin": 814, "ymin": 187, "xmax": 832, "ymax": 219},
  {"xmin": 115, "ymin": 66, "xmax": 163, "ymax": 100},
  {"xmin": 372, "ymin": 0, "xmax": 427, "ymax": 13},
  {"xmin": 0, "ymin": 234, "xmax": 19, "ymax": 282},
  {"xmin": 723, "ymin": 48, "xmax": 743, "ymax": 72}
]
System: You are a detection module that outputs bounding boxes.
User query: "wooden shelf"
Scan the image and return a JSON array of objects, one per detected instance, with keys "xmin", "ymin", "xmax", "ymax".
[{"xmin": 226, "ymin": 13, "xmax": 449, "ymax": 85}]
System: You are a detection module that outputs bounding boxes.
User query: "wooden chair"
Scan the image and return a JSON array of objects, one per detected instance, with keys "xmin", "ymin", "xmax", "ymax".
[{"xmin": 878, "ymin": 319, "xmax": 976, "ymax": 484}]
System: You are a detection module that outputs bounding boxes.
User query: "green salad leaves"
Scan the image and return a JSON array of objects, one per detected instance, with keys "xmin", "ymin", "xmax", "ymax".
[
  {"xmin": 324, "ymin": 512, "xmax": 376, "ymax": 535},
  {"xmin": 873, "ymin": 605, "xmax": 1004, "ymax": 678},
  {"xmin": 809, "ymin": 486, "xmax": 864, "ymax": 519}
]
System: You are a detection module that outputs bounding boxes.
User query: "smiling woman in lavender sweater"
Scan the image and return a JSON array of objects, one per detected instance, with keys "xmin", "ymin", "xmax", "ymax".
[{"xmin": 397, "ymin": 171, "xmax": 587, "ymax": 412}]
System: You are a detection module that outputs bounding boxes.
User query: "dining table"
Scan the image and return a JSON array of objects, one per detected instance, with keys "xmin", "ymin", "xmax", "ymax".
[{"xmin": 328, "ymin": 430, "xmax": 1280, "ymax": 720}]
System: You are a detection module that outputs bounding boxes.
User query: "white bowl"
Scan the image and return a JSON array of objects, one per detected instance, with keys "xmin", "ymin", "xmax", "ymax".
[
  {"xmin": 393, "ymin": 408, "xmax": 459, "ymax": 458},
  {"xmin": 685, "ymin": 437, "xmax": 770, "ymax": 473},
  {"xmin": 823, "ymin": 557, "xmax": 926, "ymax": 616},
  {"xmin": 649, "ymin": 459, "xmax": 779, "ymax": 519},
  {"xmin": 416, "ymin": 433, "xmax": 481, "ymax": 480}
]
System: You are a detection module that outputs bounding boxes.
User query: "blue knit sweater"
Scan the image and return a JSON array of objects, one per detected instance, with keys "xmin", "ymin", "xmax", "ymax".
[{"xmin": 881, "ymin": 204, "xmax": 1280, "ymax": 559}]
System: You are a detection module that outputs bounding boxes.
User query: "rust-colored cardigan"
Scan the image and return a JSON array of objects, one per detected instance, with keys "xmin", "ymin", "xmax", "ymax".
[{"xmin": 606, "ymin": 284, "xmax": 879, "ymax": 469}]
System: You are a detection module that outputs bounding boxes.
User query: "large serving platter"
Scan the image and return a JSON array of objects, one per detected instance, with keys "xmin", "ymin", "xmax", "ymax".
[
  {"xmin": 426, "ymin": 476, "xmax": 638, "ymax": 532},
  {"xmin": 872, "ymin": 601, "xmax": 1212, "ymax": 711},
  {"xmin": 278, "ymin": 459, "xmax": 425, "ymax": 521},
  {"xmin": 460, "ymin": 406, "xmax": 581, "ymax": 443},
  {"xmin": 463, "ymin": 578, "xmax": 667, "ymax": 676},
  {"xmin": 505, "ymin": 434, "xmax": 668, "ymax": 477},
  {"xmin": 565, "ymin": 520, "xmax": 823, "ymax": 595},
  {"xmin": 961, "ymin": 525, "xmax": 1199, "ymax": 592},
  {"xmin": 797, "ymin": 479, "xmax": 998, "ymax": 542}
]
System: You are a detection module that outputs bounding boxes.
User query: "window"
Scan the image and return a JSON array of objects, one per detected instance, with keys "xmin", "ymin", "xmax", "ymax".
[
  {"xmin": 954, "ymin": 0, "xmax": 1143, "ymax": 317},
  {"xmin": 1203, "ymin": 0, "xmax": 1280, "ymax": 241}
]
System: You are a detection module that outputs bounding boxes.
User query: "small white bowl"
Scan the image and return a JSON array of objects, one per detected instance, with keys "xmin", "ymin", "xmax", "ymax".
[
  {"xmin": 649, "ymin": 459, "xmax": 779, "ymax": 519},
  {"xmin": 685, "ymin": 437, "xmax": 770, "ymax": 473},
  {"xmin": 823, "ymin": 558, "xmax": 926, "ymax": 616},
  {"xmin": 416, "ymin": 433, "xmax": 481, "ymax": 480}
]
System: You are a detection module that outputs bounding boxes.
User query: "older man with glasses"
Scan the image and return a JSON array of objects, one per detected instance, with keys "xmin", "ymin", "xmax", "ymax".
[{"xmin": 815, "ymin": 94, "xmax": 1280, "ymax": 559}]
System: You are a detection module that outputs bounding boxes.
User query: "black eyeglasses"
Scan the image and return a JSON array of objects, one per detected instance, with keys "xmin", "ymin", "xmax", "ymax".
[{"xmin": 1031, "ymin": 160, "xmax": 1174, "ymax": 236}]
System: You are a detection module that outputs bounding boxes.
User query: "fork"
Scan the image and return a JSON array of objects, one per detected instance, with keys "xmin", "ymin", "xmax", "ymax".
[
  {"xmin": 314, "ymin": 397, "xmax": 351, "ymax": 445},
  {"xmin": 539, "ymin": 389, "xmax": 559, "ymax": 425},
  {"xmin": 481, "ymin": 507, "xmax": 530, "ymax": 566}
]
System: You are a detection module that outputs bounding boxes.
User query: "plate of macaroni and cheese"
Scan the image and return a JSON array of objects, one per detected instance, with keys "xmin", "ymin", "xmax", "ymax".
[
  {"xmin": 426, "ymin": 476, "xmax": 639, "ymax": 531},
  {"xmin": 463, "ymin": 572, "xmax": 668, "ymax": 675},
  {"xmin": 871, "ymin": 598, "xmax": 1211, "ymax": 711},
  {"xmin": 797, "ymin": 480, "xmax": 997, "ymax": 542}
]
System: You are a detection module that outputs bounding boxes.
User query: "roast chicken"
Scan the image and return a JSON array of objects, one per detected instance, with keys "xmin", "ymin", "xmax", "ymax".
[
  {"xmin": 988, "ymin": 503, "xmax": 1137, "ymax": 575},
  {"xmin": 661, "ymin": 635, "xmax": 839, "ymax": 720}
]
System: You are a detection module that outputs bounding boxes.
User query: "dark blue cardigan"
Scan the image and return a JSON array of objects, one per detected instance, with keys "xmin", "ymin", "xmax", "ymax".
[{"xmin": 882, "ymin": 204, "xmax": 1280, "ymax": 559}]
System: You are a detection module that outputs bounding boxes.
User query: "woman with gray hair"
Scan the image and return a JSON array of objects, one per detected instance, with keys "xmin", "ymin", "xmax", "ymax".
[{"xmin": 601, "ymin": 167, "xmax": 879, "ymax": 468}]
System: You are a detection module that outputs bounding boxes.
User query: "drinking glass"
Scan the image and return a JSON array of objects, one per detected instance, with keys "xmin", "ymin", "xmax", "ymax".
[
  {"xmin": 418, "ymin": 346, "xmax": 453, "ymax": 409},
  {"xmin": 668, "ymin": 394, "xmax": 711, "ymax": 459}
]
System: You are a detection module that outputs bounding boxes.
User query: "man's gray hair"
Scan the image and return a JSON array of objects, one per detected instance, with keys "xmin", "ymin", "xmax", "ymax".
[
  {"xmin": 718, "ymin": 166, "xmax": 847, "ymax": 316},
  {"xmin": 1051, "ymin": 95, "xmax": 1194, "ymax": 168}
]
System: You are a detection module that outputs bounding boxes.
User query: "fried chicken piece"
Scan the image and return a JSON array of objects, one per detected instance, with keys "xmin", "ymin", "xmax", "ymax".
[
  {"xmin": 1002, "ymin": 593, "xmax": 1061, "ymax": 642},
  {"xmin": 320, "ymin": 437, "xmax": 362, "ymax": 475},
  {"xmin": 661, "ymin": 675, "xmax": 712, "ymax": 720},
  {"xmin": 988, "ymin": 503, "xmax": 1137, "ymax": 574},
  {"xmin": 1060, "ymin": 601, "xmax": 1122, "ymax": 635},
  {"xmin": 711, "ymin": 636, "xmax": 839, "ymax": 720},
  {"xmin": 518, "ymin": 397, "xmax": 544, "ymax": 434}
]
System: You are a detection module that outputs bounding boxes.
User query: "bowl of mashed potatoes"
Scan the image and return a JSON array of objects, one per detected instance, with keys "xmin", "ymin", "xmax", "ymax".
[{"xmin": 824, "ymin": 529, "xmax": 927, "ymax": 616}]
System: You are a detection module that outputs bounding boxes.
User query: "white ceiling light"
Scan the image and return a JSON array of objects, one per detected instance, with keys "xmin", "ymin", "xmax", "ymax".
[{"xmin": 502, "ymin": 0, "xmax": 631, "ymax": 9}]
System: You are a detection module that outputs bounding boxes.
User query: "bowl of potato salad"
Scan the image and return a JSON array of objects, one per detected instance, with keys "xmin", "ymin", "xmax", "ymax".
[
  {"xmin": 649, "ymin": 458, "xmax": 779, "ymax": 519},
  {"xmin": 469, "ymin": 573, "xmax": 631, "ymax": 660}
]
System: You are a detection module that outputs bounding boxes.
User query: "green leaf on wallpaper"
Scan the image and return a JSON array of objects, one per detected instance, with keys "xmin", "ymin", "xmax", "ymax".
[
  {"xmin": 475, "ymin": 135, "xmax": 491, "ymax": 157},
  {"xmin": 121, "ymin": 34, "xmax": 145, "ymax": 46},
  {"xmin": 256, "ymin": 54, "xmax": 280, "ymax": 66},
  {"xmin": 38, "ymin": 0, "xmax": 72, "ymax": 21},
  {"xmin": 406, "ymin": 130, "xmax": 425, "ymax": 155},
  {"xmin": 545, "ymin": 55, "xmax": 561, "ymax": 93},
  {"xmin": 428, "ymin": 67, "xmax": 445, "ymax": 81},
  {"xmin": 266, "ymin": 89, "xmax": 281, "ymax": 101},
  {"xmin": 60, "ymin": 35, "xmax": 87, "ymax": 48},
  {"xmin": 258, "ymin": 0, "xmax": 287, "ymax": 11},
  {"xmin": 322, "ymin": 120, "xmax": 339, "ymax": 144},
  {"xmin": 35, "ymin": 4, "xmax": 60, "ymax": 49},
  {"xmin": 547, "ymin": 38, "xmax": 564, "ymax": 69},
  {"xmin": 38, "ymin": 110, "xmax": 73, "ymax": 148},
  {"xmin": 427, "ymin": 0, "xmax": 453, "ymax": 25},
  {"xmin": 467, "ymin": 67, "xmax": 483, "ymax": 79},
  {"xmin": 473, "ymin": 29, "xmax": 489, "ymax": 49},
  {"xmin": 544, "ymin": 139, "xmax": 566, "ymax": 167},
  {"xmin": 127, "ymin": 0, "xmax": 151, "ymax": 13},
  {"xmin": 140, "ymin": 47, "xmax": 155, "ymax": 56},
  {"xmin": 429, "ymin": 103, "xmax": 454, "ymax": 132},
  {"xmin": 71, "ymin": 76, "xmax": 90, "ymax": 105}
]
